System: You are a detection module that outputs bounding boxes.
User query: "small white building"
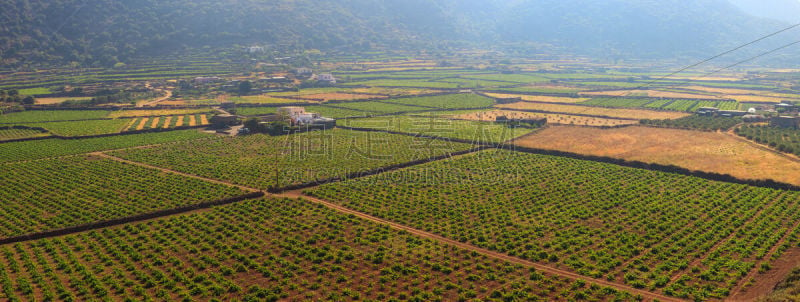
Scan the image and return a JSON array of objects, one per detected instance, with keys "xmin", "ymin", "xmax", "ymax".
[
  {"xmin": 315, "ymin": 73, "xmax": 336, "ymax": 84},
  {"xmin": 277, "ymin": 106, "xmax": 307, "ymax": 118}
]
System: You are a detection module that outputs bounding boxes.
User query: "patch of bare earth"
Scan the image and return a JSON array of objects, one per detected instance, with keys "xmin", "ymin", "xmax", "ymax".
[{"xmin": 515, "ymin": 126, "xmax": 800, "ymax": 186}]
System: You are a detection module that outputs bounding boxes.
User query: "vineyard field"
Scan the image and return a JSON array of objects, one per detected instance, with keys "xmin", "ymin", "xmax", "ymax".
[
  {"xmin": 0, "ymin": 128, "xmax": 49, "ymax": 141},
  {"xmin": 338, "ymin": 115, "xmax": 535, "ymax": 143},
  {"xmin": 0, "ymin": 197, "xmax": 639, "ymax": 301},
  {"xmin": 0, "ymin": 130, "xmax": 211, "ymax": 163},
  {"xmin": 737, "ymin": 125, "xmax": 800, "ymax": 155},
  {"xmin": 308, "ymin": 149, "xmax": 800, "ymax": 300},
  {"xmin": 385, "ymin": 94, "xmax": 495, "ymax": 109},
  {"xmin": 110, "ymin": 129, "xmax": 476, "ymax": 190},
  {"xmin": 124, "ymin": 114, "xmax": 210, "ymax": 131},
  {"xmin": 0, "ymin": 155, "xmax": 247, "ymax": 237},
  {"xmin": 329, "ymin": 101, "xmax": 428, "ymax": 114},
  {"xmin": 23, "ymin": 119, "xmax": 130, "ymax": 136},
  {"xmin": 496, "ymin": 102, "xmax": 689, "ymax": 120},
  {"xmin": 0, "ymin": 111, "xmax": 110, "ymax": 124}
]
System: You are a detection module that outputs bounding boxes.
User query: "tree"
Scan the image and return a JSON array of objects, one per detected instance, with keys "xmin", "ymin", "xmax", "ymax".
[
  {"xmin": 238, "ymin": 81, "xmax": 252, "ymax": 96},
  {"xmin": 21, "ymin": 96, "xmax": 35, "ymax": 105}
]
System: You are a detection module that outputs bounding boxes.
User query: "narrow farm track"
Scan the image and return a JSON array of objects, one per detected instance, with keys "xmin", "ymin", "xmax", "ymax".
[{"xmin": 279, "ymin": 191, "xmax": 685, "ymax": 302}]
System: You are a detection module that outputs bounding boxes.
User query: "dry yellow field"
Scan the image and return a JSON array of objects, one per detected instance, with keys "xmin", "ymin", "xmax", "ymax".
[
  {"xmin": 135, "ymin": 118, "xmax": 149, "ymax": 130},
  {"xmin": 351, "ymin": 87, "xmax": 439, "ymax": 96},
  {"xmin": 725, "ymin": 94, "xmax": 799, "ymax": 103},
  {"xmin": 449, "ymin": 110, "xmax": 637, "ymax": 127},
  {"xmin": 232, "ymin": 95, "xmax": 311, "ymax": 104},
  {"xmin": 580, "ymin": 89, "xmax": 716, "ymax": 99},
  {"xmin": 162, "ymin": 117, "xmax": 173, "ymax": 129},
  {"xmin": 516, "ymin": 126, "xmax": 800, "ymax": 186},
  {"xmin": 495, "ymin": 102, "xmax": 690, "ymax": 120},
  {"xmin": 109, "ymin": 109, "xmax": 210, "ymax": 118},
  {"xmin": 483, "ymin": 93, "xmax": 588, "ymax": 103},
  {"xmin": 175, "ymin": 116, "xmax": 184, "ymax": 127},
  {"xmin": 35, "ymin": 97, "xmax": 92, "ymax": 105}
]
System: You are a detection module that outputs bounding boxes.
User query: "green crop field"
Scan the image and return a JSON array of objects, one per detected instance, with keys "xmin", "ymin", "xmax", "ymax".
[
  {"xmin": 0, "ymin": 111, "xmax": 111, "ymax": 124},
  {"xmin": 737, "ymin": 125, "xmax": 800, "ymax": 155},
  {"xmin": 385, "ymin": 94, "xmax": 495, "ymax": 109},
  {"xmin": 309, "ymin": 149, "xmax": 800, "ymax": 300},
  {"xmin": 0, "ymin": 155, "xmax": 246, "ymax": 237},
  {"xmin": 0, "ymin": 128, "xmax": 50, "ymax": 141},
  {"xmin": 339, "ymin": 115, "xmax": 535, "ymax": 143},
  {"xmin": 0, "ymin": 197, "xmax": 638, "ymax": 301},
  {"xmin": 0, "ymin": 130, "xmax": 211, "ymax": 163},
  {"xmin": 342, "ymin": 79, "xmax": 463, "ymax": 89},
  {"xmin": 329, "ymin": 101, "xmax": 428, "ymax": 114},
  {"xmin": 109, "ymin": 129, "xmax": 475, "ymax": 190},
  {"xmin": 23, "ymin": 119, "xmax": 130, "ymax": 136}
]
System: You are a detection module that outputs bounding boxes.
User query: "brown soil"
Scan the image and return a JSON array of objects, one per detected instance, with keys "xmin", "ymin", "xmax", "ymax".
[
  {"xmin": 515, "ymin": 126, "xmax": 800, "ymax": 186},
  {"xmin": 728, "ymin": 247, "xmax": 800, "ymax": 301},
  {"xmin": 162, "ymin": 117, "xmax": 172, "ymax": 128},
  {"xmin": 135, "ymin": 118, "xmax": 149, "ymax": 130}
]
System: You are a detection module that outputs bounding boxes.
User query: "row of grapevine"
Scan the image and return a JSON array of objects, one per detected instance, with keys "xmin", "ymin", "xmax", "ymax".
[
  {"xmin": 0, "ymin": 155, "xmax": 247, "ymax": 238},
  {"xmin": 0, "ymin": 198, "xmax": 638, "ymax": 301},
  {"xmin": 307, "ymin": 149, "xmax": 800, "ymax": 301}
]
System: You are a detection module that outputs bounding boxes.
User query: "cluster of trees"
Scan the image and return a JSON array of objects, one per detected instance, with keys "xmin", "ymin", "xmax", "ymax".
[
  {"xmin": 0, "ymin": 90, "xmax": 35, "ymax": 105},
  {"xmin": 640, "ymin": 116, "xmax": 742, "ymax": 131},
  {"xmin": 736, "ymin": 125, "xmax": 800, "ymax": 155}
]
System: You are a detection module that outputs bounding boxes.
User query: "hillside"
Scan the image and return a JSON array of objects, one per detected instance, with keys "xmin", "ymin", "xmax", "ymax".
[
  {"xmin": 728, "ymin": 0, "xmax": 800, "ymax": 23},
  {"xmin": 0, "ymin": 0, "xmax": 796, "ymax": 67}
]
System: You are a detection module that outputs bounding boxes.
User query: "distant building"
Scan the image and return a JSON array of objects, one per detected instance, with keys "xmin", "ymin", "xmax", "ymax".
[
  {"xmin": 276, "ymin": 106, "xmax": 336, "ymax": 128},
  {"xmin": 717, "ymin": 110, "xmax": 747, "ymax": 117},
  {"xmin": 295, "ymin": 68, "xmax": 313, "ymax": 78},
  {"xmin": 315, "ymin": 73, "xmax": 337, "ymax": 84},
  {"xmin": 742, "ymin": 114, "xmax": 766, "ymax": 123},
  {"xmin": 696, "ymin": 107, "xmax": 719, "ymax": 116},
  {"xmin": 247, "ymin": 46, "xmax": 265, "ymax": 53},
  {"xmin": 771, "ymin": 116, "xmax": 800, "ymax": 128},
  {"xmin": 194, "ymin": 77, "xmax": 222, "ymax": 84},
  {"xmin": 210, "ymin": 114, "xmax": 240, "ymax": 126}
]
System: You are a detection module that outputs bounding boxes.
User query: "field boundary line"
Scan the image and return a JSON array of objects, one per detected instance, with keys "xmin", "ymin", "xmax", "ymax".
[{"xmin": 282, "ymin": 191, "xmax": 685, "ymax": 302}]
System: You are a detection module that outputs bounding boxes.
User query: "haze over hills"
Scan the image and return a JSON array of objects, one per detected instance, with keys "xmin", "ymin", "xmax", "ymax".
[
  {"xmin": 728, "ymin": 0, "xmax": 800, "ymax": 23},
  {"xmin": 1, "ymin": 0, "xmax": 798, "ymax": 67}
]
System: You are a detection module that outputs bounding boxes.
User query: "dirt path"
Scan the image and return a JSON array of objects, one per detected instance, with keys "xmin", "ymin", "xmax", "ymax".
[
  {"xmin": 277, "ymin": 190, "xmax": 684, "ymax": 302},
  {"xmin": 139, "ymin": 83, "xmax": 174, "ymax": 107}
]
